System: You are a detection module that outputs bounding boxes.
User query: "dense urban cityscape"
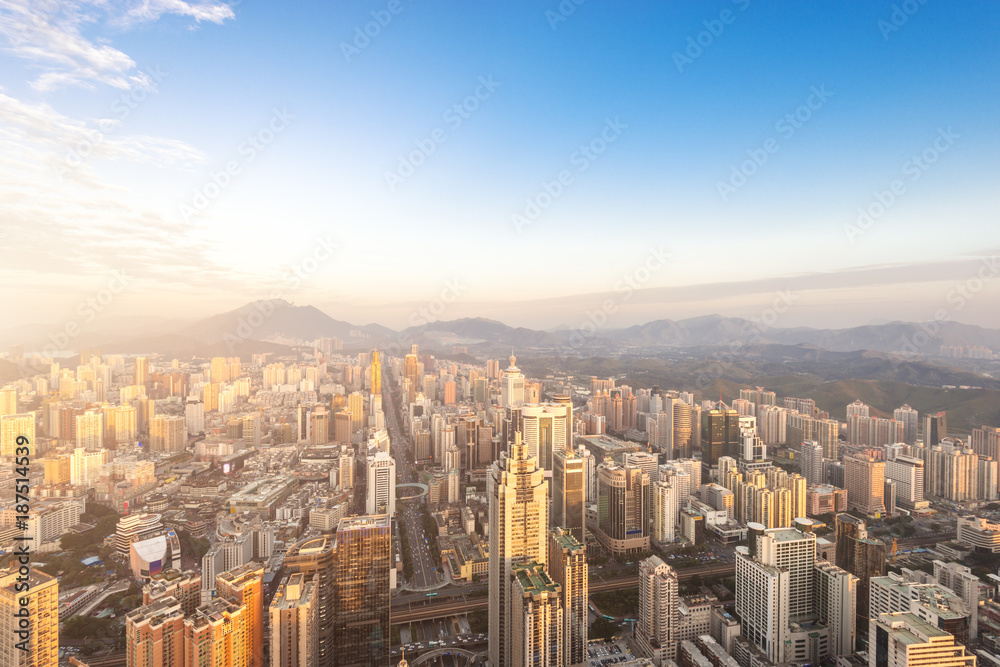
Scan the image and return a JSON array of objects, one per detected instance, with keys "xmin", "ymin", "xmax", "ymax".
[
  {"xmin": 2, "ymin": 1, "xmax": 999, "ymax": 666},
  {"xmin": 1, "ymin": 338, "xmax": 1000, "ymax": 666}
]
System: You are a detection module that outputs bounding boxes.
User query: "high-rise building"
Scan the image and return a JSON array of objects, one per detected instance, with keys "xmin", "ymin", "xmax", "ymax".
[
  {"xmin": 834, "ymin": 513, "xmax": 886, "ymax": 638},
  {"xmin": 334, "ymin": 515, "xmax": 391, "ymax": 666},
  {"xmin": 0, "ymin": 567, "xmax": 59, "ymax": 667},
  {"xmin": 500, "ymin": 354, "xmax": 525, "ymax": 408},
  {"xmin": 0, "ymin": 412, "xmax": 35, "ymax": 457},
  {"xmin": 183, "ymin": 598, "xmax": 250, "ymax": 666},
  {"xmin": 973, "ymin": 425, "xmax": 1000, "ymax": 460},
  {"xmin": 367, "ymin": 450, "xmax": 396, "ymax": 516},
  {"xmin": 369, "ymin": 350, "xmax": 382, "ymax": 395},
  {"xmin": 0, "ymin": 386, "xmax": 17, "ymax": 416},
  {"xmin": 509, "ymin": 562, "xmax": 564, "ymax": 667},
  {"xmin": 701, "ymin": 408, "xmax": 741, "ymax": 468},
  {"xmin": 869, "ymin": 612, "xmax": 976, "ymax": 667},
  {"xmin": 594, "ymin": 463, "xmax": 649, "ymax": 555},
  {"xmin": 925, "ymin": 411, "xmax": 948, "ymax": 446},
  {"xmin": 489, "ymin": 432, "xmax": 549, "ymax": 667},
  {"xmin": 800, "ymin": 440, "xmax": 824, "ymax": 487},
  {"xmin": 844, "ymin": 454, "xmax": 885, "ymax": 515},
  {"xmin": 348, "ymin": 392, "xmax": 365, "ymax": 432},
  {"xmin": 135, "ymin": 356, "xmax": 149, "ymax": 387},
  {"xmin": 634, "ymin": 555, "xmax": 679, "ymax": 664},
  {"xmin": 126, "ymin": 595, "xmax": 186, "ymax": 667},
  {"xmin": 283, "ymin": 536, "xmax": 337, "ymax": 667},
  {"xmin": 552, "ymin": 448, "xmax": 585, "ymax": 543},
  {"xmin": 736, "ymin": 523, "xmax": 856, "ymax": 664},
  {"xmin": 894, "ymin": 404, "xmax": 919, "ymax": 445},
  {"xmin": 149, "ymin": 414, "xmax": 187, "ymax": 453},
  {"xmin": 548, "ymin": 528, "xmax": 587, "ymax": 667},
  {"xmin": 215, "ymin": 563, "xmax": 264, "ymax": 667},
  {"xmin": 521, "ymin": 403, "xmax": 570, "ymax": 470},
  {"xmin": 269, "ymin": 573, "xmax": 320, "ymax": 667},
  {"xmin": 75, "ymin": 410, "xmax": 103, "ymax": 450},
  {"xmin": 885, "ymin": 455, "xmax": 927, "ymax": 509},
  {"xmin": 652, "ymin": 479, "xmax": 678, "ymax": 545}
]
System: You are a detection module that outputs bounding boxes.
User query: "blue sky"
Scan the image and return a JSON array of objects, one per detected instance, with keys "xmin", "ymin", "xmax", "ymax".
[{"xmin": 1, "ymin": 0, "xmax": 998, "ymax": 331}]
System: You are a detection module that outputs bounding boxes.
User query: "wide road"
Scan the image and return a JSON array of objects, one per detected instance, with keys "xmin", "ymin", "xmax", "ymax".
[
  {"xmin": 384, "ymin": 369, "xmax": 440, "ymax": 589},
  {"xmin": 390, "ymin": 563, "xmax": 735, "ymax": 624}
]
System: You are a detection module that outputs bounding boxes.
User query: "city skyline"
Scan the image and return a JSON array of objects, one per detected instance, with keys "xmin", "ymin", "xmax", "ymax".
[{"xmin": 1, "ymin": 1, "xmax": 998, "ymax": 330}]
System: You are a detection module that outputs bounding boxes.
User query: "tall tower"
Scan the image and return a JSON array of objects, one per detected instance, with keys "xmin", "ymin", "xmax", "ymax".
[
  {"xmin": 283, "ymin": 536, "xmax": 337, "ymax": 667},
  {"xmin": 370, "ymin": 350, "xmax": 382, "ymax": 395},
  {"xmin": 500, "ymin": 353, "xmax": 525, "ymax": 408},
  {"xmin": 552, "ymin": 448, "xmax": 585, "ymax": 543},
  {"xmin": 634, "ymin": 556, "xmax": 679, "ymax": 664},
  {"xmin": 924, "ymin": 411, "xmax": 947, "ymax": 446},
  {"xmin": 367, "ymin": 450, "xmax": 396, "ymax": 516},
  {"xmin": 509, "ymin": 562, "xmax": 564, "ymax": 667},
  {"xmin": 521, "ymin": 403, "xmax": 569, "ymax": 470},
  {"xmin": 334, "ymin": 515, "xmax": 391, "ymax": 666},
  {"xmin": 548, "ymin": 528, "xmax": 587, "ymax": 667},
  {"xmin": 489, "ymin": 431, "xmax": 549, "ymax": 667}
]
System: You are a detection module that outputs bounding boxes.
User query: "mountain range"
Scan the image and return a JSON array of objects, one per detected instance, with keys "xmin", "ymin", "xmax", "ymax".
[{"xmin": 4, "ymin": 300, "xmax": 1000, "ymax": 359}]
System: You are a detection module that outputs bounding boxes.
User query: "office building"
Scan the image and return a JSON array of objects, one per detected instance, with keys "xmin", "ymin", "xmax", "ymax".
[
  {"xmin": 868, "ymin": 612, "xmax": 976, "ymax": 667},
  {"xmin": 489, "ymin": 432, "xmax": 549, "ymax": 667},
  {"xmin": 800, "ymin": 440, "xmax": 824, "ymax": 487},
  {"xmin": 885, "ymin": 455, "xmax": 928, "ymax": 510},
  {"xmin": 500, "ymin": 354, "xmax": 525, "ymax": 408},
  {"xmin": 552, "ymin": 448, "xmax": 585, "ymax": 543},
  {"xmin": 594, "ymin": 462, "xmax": 650, "ymax": 555},
  {"xmin": 522, "ymin": 402, "xmax": 570, "ymax": 470},
  {"xmin": 925, "ymin": 411, "xmax": 948, "ymax": 446},
  {"xmin": 835, "ymin": 513, "xmax": 886, "ymax": 637},
  {"xmin": 366, "ymin": 450, "xmax": 396, "ymax": 516},
  {"xmin": 701, "ymin": 408, "xmax": 740, "ymax": 468}
]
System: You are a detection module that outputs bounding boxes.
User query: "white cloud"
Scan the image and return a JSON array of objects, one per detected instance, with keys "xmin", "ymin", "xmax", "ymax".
[{"xmin": 0, "ymin": 0, "xmax": 234, "ymax": 91}]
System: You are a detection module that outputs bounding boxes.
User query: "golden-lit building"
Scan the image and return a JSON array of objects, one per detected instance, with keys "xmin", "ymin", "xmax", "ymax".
[
  {"xmin": 0, "ymin": 567, "xmax": 59, "ymax": 667},
  {"xmin": 269, "ymin": 573, "xmax": 319, "ymax": 667},
  {"xmin": 215, "ymin": 563, "xmax": 264, "ymax": 667}
]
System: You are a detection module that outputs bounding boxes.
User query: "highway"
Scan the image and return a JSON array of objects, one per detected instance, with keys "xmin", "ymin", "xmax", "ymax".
[
  {"xmin": 390, "ymin": 563, "xmax": 736, "ymax": 624},
  {"xmin": 383, "ymin": 369, "xmax": 441, "ymax": 589}
]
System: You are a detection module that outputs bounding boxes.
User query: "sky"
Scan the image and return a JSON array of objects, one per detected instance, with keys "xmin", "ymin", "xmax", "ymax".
[{"xmin": 1, "ymin": 0, "xmax": 999, "ymax": 333}]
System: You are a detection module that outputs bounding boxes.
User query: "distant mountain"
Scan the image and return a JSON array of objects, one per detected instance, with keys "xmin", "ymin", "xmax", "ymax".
[
  {"xmin": 180, "ymin": 300, "xmax": 385, "ymax": 345},
  {"xmin": 397, "ymin": 318, "xmax": 562, "ymax": 348}
]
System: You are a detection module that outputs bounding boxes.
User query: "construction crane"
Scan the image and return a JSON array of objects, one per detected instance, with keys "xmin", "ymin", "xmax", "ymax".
[{"xmin": 889, "ymin": 538, "xmax": 899, "ymax": 564}]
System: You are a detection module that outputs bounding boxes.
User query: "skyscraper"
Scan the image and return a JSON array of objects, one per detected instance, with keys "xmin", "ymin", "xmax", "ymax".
[
  {"xmin": 634, "ymin": 555, "xmax": 679, "ymax": 664},
  {"xmin": 366, "ymin": 450, "xmax": 396, "ymax": 516},
  {"xmin": 701, "ymin": 408, "xmax": 740, "ymax": 469},
  {"xmin": 283, "ymin": 535, "xmax": 337, "ymax": 667},
  {"xmin": 552, "ymin": 448, "xmax": 585, "ymax": 543},
  {"xmin": 334, "ymin": 515, "xmax": 391, "ymax": 666},
  {"xmin": 521, "ymin": 402, "xmax": 569, "ymax": 470},
  {"xmin": 135, "ymin": 355, "xmax": 149, "ymax": 387},
  {"xmin": 489, "ymin": 432, "xmax": 549, "ymax": 667},
  {"xmin": 548, "ymin": 528, "xmax": 587, "ymax": 667},
  {"xmin": 369, "ymin": 349, "xmax": 382, "ymax": 395},
  {"xmin": 126, "ymin": 596, "xmax": 185, "ymax": 667},
  {"xmin": 509, "ymin": 562, "xmax": 564, "ymax": 667},
  {"xmin": 834, "ymin": 513, "xmax": 886, "ymax": 638},
  {"xmin": 594, "ymin": 463, "xmax": 649, "ymax": 556},
  {"xmin": 869, "ymin": 612, "xmax": 976, "ymax": 667},
  {"xmin": 500, "ymin": 353, "xmax": 525, "ymax": 408}
]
